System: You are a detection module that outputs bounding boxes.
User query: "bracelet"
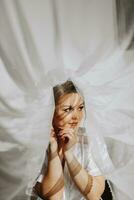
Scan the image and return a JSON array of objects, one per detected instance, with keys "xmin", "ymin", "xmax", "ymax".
[
  {"xmin": 83, "ymin": 175, "xmax": 93, "ymax": 196},
  {"xmin": 68, "ymin": 157, "xmax": 82, "ymax": 177},
  {"xmin": 43, "ymin": 174, "xmax": 64, "ymax": 198}
]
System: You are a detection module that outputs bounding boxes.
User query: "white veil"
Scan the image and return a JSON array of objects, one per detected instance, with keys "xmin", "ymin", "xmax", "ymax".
[{"xmin": 0, "ymin": 1, "xmax": 134, "ymax": 200}]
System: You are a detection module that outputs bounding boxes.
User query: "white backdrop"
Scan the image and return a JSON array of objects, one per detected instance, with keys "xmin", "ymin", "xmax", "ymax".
[{"xmin": 0, "ymin": 1, "xmax": 134, "ymax": 200}]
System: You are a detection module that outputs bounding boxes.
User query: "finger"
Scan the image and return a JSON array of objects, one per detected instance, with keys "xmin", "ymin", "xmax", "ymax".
[
  {"xmin": 51, "ymin": 131, "xmax": 54, "ymax": 136},
  {"xmin": 59, "ymin": 133, "xmax": 72, "ymax": 140},
  {"xmin": 51, "ymin": 127, "xmax": 55, "ymax": 132},
  {"xmin": 50, "ymin": 132, "xmax": 55, "ymax": 138},
  {"xmin": 61, "ymin": 133, "xmax": 73, "ymax": 140},
  {"xmin": 50, "ymin": 131, "xmax": 57, "ymax": 141},
  {"xmin": 59, "ymin": 127, "xmax": 74, "ymax": 132},
  {"xmin": 50, "ymin": 129, "xmax": 55, "ymax": 136},
  {"xmin": 60, "ymin": 131, "xmax": 74, "ymax": 139},
  {"xmin": 58, "ymin": 128, "xmax": 74, "ymax": 135}
]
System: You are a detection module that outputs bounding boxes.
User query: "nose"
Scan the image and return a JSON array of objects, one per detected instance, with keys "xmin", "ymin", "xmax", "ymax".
[{"xmin": 72, "ymin": 110, "xmax": 78, "ymax": 121}]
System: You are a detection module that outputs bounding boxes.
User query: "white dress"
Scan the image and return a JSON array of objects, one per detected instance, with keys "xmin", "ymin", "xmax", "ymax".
[{"xmin": 34, "ymin": 128, "xmax": 102, "ymax": 200}]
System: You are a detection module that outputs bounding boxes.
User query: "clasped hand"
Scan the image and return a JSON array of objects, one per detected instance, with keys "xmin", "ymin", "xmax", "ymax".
[{"xmin": 49, "ymin": 127, "xmax": 77, "ymax": 154}]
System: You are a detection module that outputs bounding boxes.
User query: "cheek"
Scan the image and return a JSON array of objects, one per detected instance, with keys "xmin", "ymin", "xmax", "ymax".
[
  {"xmin": 59, "ymin": 113, "xmax": 72, "ymax": 125},
  {"xmin": 78, "ymin": 111, "xmax": 84, "ymax": 122},
  {"xmin": 53, "ymin": 112, "xmax": 72, "ymax": 127}
]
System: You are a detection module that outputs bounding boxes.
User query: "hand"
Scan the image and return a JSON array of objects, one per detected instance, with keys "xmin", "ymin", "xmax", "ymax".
[
  {"xmin": 49, "ymin": 128, "xmax": 58, "ymax": 153},
  {"xmin": 58, "ymin": 128, "xmax": 77, "ymax": 152}
]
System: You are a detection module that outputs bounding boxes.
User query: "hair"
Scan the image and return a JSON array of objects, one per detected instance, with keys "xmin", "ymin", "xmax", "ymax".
[{"xmin": 53, "ymin": 80, "xmax": 78, "ymax": 105}]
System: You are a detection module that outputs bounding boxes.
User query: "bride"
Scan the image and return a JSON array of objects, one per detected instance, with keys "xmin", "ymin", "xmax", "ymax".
[{"xmin": 32, "ymin": 80, "xmax": 112, "ymax": 200}]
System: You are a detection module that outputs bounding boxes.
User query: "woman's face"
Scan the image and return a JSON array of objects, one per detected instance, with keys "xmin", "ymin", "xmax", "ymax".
[{"xmin": 53, "ymin": 93, "xmax": 84, "ymax": 131}]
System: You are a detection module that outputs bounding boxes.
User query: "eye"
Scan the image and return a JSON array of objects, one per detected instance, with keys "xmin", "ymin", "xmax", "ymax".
[
  {"xmin": 63, "ymin": 107, "xmax": 72, "ymax": 113},
  {"xmin": 78, "ymin": 106, "xmax": 84, "ymax": 111},
  {"xmin": 63, "ymin": 108, "xmax": 70, "ymax": 112}
]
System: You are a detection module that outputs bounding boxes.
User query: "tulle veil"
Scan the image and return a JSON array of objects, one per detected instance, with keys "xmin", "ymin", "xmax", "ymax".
[{"xmin": 0, "ymin": 1, "xmax": 134, "ymax": 200}]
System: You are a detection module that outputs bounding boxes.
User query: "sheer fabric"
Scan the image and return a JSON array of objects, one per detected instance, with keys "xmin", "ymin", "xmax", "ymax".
[{"xmin": 0, "ymin": 1, "xmax": 134, "ymax": 200}]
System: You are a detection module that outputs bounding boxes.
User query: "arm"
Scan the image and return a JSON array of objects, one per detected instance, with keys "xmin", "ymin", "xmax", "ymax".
[
  {"xmin": 59, "ymin": 128, "xmax": 105, "ymax": 200},
  {"xmin": 34, "ymin": 129, "xmax": 64, "ymax": 200},
  {"xmin": 64, "ymin": 149, "xmax": 105, "ymax": 200}
]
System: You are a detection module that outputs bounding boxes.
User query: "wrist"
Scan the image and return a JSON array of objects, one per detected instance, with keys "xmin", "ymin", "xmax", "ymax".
[
  {"xmin": 49, "ymin": 142, "xmax": 57, "ymax": 153},
  {"xmin": 64, "ymin": 149, "xmax": 73, "ymax": 162},
  {"xmin": 49, "ymin": 150, "xmax": 58, "ymax": 161},
  {"xmin": 48, "ymin": 143, "xmax": 58, "ymax": 161},
  {"xmin": 63, "ymin": 141, "xmax": 76, "ymax": 154}
]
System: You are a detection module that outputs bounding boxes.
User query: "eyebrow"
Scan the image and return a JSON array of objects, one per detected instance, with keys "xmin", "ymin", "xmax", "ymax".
[{"xmin": 62, "ymin": 102, "xmax": 84, "ymax": 108}]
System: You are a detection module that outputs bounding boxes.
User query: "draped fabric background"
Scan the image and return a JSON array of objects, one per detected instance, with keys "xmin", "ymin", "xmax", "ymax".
[{"xmin": 0, "ymin": 1, "xmax": 134, "ymax": 200}]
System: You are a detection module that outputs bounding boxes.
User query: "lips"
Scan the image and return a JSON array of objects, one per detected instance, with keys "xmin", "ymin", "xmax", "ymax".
[{"xmin": 69, "ymin": 122, "xmax": 78, "ymax": 126}]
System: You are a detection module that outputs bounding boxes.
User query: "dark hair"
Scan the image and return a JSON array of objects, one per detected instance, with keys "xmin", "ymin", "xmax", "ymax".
[{"xmin": 53, "ymin": 80, "xmax": 78, "ymax": 105}]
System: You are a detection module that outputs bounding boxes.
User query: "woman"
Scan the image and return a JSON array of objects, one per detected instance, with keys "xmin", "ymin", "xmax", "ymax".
[{"xmin": 32, "ymin": 80, "xmax": 112, "ymax": 200}]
